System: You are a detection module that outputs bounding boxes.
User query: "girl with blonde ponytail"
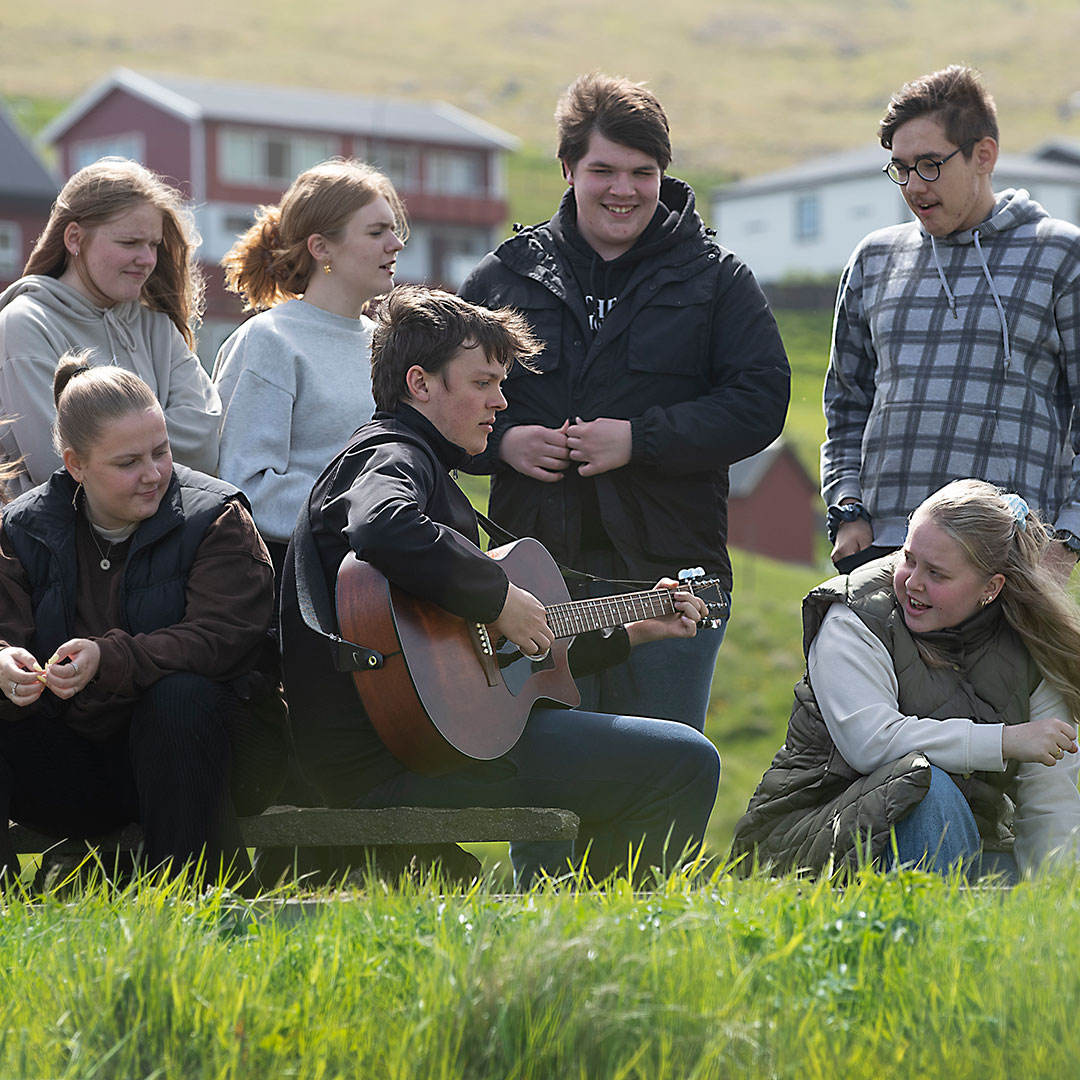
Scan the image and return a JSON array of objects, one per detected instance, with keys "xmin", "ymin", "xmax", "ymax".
[{"xmin": 213, "ymin": 159, "xmax": 407, "ymax": 580}]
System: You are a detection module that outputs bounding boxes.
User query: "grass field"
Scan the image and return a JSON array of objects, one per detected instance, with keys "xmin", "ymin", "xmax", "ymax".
[{"xmin": 2, "ymin": 864, "xmax": 1079, "ymax": 1078}]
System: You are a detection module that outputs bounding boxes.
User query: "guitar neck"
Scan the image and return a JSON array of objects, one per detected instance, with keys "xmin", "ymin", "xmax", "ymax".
[{"xmin": 544, "ymin": 588, "xmax": 683, "ymax": 640}]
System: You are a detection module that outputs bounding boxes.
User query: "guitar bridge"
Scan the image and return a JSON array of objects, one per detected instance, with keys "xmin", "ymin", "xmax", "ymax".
[{"xmin": 468, "ymin": 622, "xmax": 500, "ymax": 687}]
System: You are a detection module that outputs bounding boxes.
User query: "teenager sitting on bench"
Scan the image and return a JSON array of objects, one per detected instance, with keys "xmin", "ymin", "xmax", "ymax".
[{"xmin": 280, "ymin": 286, "xmax": 720, "ymax": 887}]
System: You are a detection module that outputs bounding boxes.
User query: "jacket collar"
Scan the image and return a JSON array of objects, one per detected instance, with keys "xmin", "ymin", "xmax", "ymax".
[
  {"xmin": 374, "ymin": 405, "xmax": 474, "ymax": 472},
  {"xmin": 13, "ymin": 467, "xmax": 186, "ymax": 552}
]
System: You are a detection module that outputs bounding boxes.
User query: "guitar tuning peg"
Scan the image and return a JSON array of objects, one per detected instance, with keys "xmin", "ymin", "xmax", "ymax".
[{"xmin": 678, "ymin": 567, "xmax": 705, "ymax": 582}]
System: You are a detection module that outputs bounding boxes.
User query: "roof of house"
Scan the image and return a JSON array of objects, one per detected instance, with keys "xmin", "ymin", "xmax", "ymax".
[
  {"xmin": 0, "ymin": 101, "xmax": 57, "ymax": 204},
  {"xmin": 728, "ymin": 439, "xmax": 815, "ymax": 499},
  {"xmin": 713, "ymin": 142, "xmax": 1080, "ymax": 201},
  {"xmin": 40, "ymin": 68, "xmax": 519, "ymax": 152},
  {"xmin": 1031, "ymin": 136, "xmax": 1080, "ymax": 165}
]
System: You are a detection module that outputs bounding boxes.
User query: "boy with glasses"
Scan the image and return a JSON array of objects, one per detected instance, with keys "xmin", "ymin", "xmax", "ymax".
[{"xmin": 822, "ymin": 66, "xmax": 1080, "ymax": 577}]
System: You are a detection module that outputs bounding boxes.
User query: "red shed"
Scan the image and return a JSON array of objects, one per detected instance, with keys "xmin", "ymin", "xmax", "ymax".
[{"xmin": 727, "ymin": 439, "xmax": 818, "ymax": 564}]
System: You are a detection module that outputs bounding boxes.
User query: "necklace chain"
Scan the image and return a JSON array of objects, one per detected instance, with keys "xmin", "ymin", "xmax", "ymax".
[{"xmin": 88, "ymin": 526, "xmax": 115, "ymax": 571}]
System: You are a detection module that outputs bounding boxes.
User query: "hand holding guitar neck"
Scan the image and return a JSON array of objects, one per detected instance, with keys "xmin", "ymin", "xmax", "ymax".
[
  {"xmin": 625, "ymin": 578, "xmax": 710, "ymax": 646},
  {"xmin": 490, "ymin": 581, "xmax": 554, "ymax": 659}
]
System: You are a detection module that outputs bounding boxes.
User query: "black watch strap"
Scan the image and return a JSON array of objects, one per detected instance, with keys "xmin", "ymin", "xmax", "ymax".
[
  {"xmin": 827, "ymin": 501, "xmax": 871, "ymax": 544},
  {"xmin": 1053, "ymin": 528, "xmax": 1080, "ymax": 555}
]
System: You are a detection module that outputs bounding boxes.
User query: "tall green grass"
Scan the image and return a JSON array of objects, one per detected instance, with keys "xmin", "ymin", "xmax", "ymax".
[{"xmin": 2, "ymin": 866, "xmax": 1078, "ymax": 1078}]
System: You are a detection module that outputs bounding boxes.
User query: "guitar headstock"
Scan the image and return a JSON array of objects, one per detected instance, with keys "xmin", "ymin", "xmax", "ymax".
[{"xmin": 677, "ymin": 567, "xmax": 730, "ymax": 629}]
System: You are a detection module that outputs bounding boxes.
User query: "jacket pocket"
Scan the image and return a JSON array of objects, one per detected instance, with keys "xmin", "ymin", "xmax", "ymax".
[
  {"xmin": 861, "ymin": 400, "xmax": 1016, "ymax": 501},
  {"xmin": 626, "ymin": 282, "xmax": 711, "ymax": 377},
  {"xmin": 506, "ymin": 297, "xmax": 564, "ymax": 380}
]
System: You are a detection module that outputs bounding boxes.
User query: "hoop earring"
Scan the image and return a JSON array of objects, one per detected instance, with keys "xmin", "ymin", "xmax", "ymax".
[{"xmin": 71, "ymin": 482, "xmax": 83, "ymax": 510}]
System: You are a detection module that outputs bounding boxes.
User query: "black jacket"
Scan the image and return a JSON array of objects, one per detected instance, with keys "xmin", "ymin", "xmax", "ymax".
[
  {"xmin": 459, "ymin": 177, "xmax": 790, "ymax": 590},
  {"xmin": 280, "ymin": 405, "xmax": 631, "ymax": 804}
]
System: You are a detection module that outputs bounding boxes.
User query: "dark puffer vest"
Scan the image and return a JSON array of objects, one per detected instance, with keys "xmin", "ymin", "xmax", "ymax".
[
  {"xmin": 731, "ymin": 557, "xmax": 1040, "ymax": 876},
  {"xmin": 1, "ymin": 464, "xmax": 246, "ymax": 722}
]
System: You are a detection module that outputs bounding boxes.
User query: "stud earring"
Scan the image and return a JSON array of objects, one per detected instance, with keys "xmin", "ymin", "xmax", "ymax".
[{"xmin": 323, "ymin": 262, "xmax": 332, "ymax": 275}]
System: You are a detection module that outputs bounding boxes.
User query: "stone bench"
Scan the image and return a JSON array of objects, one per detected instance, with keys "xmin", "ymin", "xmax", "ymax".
[{"xmin": 8, "ymin": 805, "xmax": 581, "ymax": 887}]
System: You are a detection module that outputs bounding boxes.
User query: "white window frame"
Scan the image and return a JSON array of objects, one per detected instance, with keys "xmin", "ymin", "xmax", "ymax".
[{"xmin": 70, "ymin": 132, "xmax": 145, "ymax": 171}]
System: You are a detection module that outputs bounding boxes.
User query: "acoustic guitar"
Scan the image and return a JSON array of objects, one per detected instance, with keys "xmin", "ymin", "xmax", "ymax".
[{"xmin": 335, "ymin": 536, "xmax": 727, "ymax": 776}]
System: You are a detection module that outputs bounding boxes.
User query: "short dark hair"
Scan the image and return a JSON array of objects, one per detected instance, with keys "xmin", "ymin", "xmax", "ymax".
[
  {"xmin": 370, "ymin": 286, "xmax": 542, "ymax": 412},
  {"xmin": 879, "ymin": 65, "xmax": 998, "ymax": 155},
  {"xmin": 556, "ymin": 72, "xmax": 671, "ymax": 172}
]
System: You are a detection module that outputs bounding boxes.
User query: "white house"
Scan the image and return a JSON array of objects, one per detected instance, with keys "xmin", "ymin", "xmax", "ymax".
[{"xmin": 711, "ymin": 143, "xmax": 1080, "ymax": 284}]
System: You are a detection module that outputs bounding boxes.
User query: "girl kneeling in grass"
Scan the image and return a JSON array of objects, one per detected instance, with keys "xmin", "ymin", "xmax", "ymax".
[{"xmin": 733, "ymin": 479, "xmax": 1080, "ymax": 881}]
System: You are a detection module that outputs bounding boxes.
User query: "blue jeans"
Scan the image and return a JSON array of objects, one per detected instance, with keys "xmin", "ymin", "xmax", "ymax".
[
  {"xmin": 355, "ymin": 706, "xmax": 721, "ymax": 887},
  {"xmin": 512, "ymin": 551, "xmax": 728, "ymax": 881},
  {"xmin": 886, "ymin": 765, "xmax": 1018, "ymax": 882}
]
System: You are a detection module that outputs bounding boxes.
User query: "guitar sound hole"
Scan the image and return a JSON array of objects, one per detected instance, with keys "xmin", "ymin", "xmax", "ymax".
[{"xmin": 496, "ymin": 639, "xmax": 555, "ymax": 696}]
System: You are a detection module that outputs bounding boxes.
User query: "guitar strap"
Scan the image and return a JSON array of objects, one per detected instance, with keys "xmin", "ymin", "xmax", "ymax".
[
  {"xmin": 287, "ymin": 507, "xmax": 385, "ymax": 673},
  {"xmin": 474, "ymin": 509, "xmax": 659, "ymax": 591}
]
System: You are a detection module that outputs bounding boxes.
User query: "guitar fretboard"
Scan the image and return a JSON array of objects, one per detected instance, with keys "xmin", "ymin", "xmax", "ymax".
[{"xmin": 544, "ymin": 588, "xmax": 684, "ymax": 639}]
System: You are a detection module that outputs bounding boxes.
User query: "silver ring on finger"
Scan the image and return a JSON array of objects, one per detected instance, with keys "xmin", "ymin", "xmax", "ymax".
[
  {"xmin": 71, "ymin": 661, "xmax": 79, "ymax": 677},
  {"xmin": 10, "ymin": 681, "xmax": 17, "ymax": 697}
]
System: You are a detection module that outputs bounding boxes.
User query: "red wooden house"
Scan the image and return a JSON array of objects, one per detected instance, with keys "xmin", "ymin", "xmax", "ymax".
[
  {"xmin": 0, "ymin": 102, "xmax": 57, "ymax": 291},
  {"xmin": 727, "ymin": 439, "xmax": 819, "ymax": 564},
  {"xmin": 40, "ymin": 68, "xmax": 518, "ymax": 364}
]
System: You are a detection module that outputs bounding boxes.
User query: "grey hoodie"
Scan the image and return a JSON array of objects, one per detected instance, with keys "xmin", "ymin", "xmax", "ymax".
[
  {"xmin": 0, "ymin": 275, "xmax": 221, "ymax": 496},
  {"xmin": 822, "ymin": 189, "xmax": 1080, "ymax": 545}
]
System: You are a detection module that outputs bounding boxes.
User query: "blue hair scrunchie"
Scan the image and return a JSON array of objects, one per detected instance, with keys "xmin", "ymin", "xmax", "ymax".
[{"xmin": 1001, "ymin": 492, "xmax": 1029, "ymax": 532}]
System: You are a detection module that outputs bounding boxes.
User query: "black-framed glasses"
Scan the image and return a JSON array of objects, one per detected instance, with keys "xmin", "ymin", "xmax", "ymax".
[{"xmin": 882, "ymin": 139, "xmax": 977, "ymax": 185}]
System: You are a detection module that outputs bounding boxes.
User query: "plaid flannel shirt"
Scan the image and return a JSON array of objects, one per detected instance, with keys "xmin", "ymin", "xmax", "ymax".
[{"xmin": 822, "ymin": 189, "xmax": 1080, "ymax": 546}]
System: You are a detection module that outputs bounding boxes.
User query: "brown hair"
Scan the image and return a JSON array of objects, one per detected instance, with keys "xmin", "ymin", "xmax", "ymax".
[
  {"xmin": 556, "ymin": 73, "xmax": 671, "ymax": 172},
  {"xmin": 914, "ymin": 479, "xmax": 1080, "ymax": 722},
  {"xmin": 222, "ymin": 159, "xmax": 408, "ymax": 312},
  {"xmin": 370, "ymin": 286, "xmax": 541, "ymax": 412},
  {"xmin": 52, "ymin": 349, "xmax": 160, "ymax": 458},
  {"xmin": 879, "ymin": 66, "xmax": 999, "ymax": 156},
  {"xmin": 24, "ymin": 158, "xmax": 204, "ymax": 348}
]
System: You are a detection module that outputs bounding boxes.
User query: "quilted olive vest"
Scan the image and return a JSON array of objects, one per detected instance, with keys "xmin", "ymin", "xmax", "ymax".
[{"xmin": 731, "ymin": 557, "xmax": 1039, "ymax": 875}]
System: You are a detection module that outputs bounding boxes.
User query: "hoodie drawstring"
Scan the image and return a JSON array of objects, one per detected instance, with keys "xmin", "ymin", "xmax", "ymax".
[
  {"xmin": 973, "ymin": 231, "xmax": 1012, "ymax": 367},
  {"xmin": 930, "ymin": 236, "xmax": 958, "ymax": 318},
  {"xmin": 102, "ymin": 304, "xmax": 138, "ymax": 358},
  {"xmin": 930, "ymin": 233, "xmax": 1012, "ymax": 367}
]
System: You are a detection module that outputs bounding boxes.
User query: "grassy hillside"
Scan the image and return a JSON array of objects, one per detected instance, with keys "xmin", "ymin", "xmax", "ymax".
[{"xmin": 4, "ymin": 0, "xmax": 1080, "ymax": 183}]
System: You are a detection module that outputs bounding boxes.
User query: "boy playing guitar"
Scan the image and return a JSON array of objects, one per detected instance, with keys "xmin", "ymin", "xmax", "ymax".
[{"xmin": 279, "ymin": 286, "xmax": 720, "ymax": 887}]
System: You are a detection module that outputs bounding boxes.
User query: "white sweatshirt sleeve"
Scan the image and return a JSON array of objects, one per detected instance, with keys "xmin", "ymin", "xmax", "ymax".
[
  {"xmin": 1011, "ymin": 680, "xmax": 1080, "ymax": 875},
  {"xmin": 807, "ymin": 604, "xmax": 1006, "ymax": 775}
]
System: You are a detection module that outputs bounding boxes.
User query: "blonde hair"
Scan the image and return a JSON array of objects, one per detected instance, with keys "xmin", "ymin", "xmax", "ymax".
[
  {"xmin": 52, "ymin": 350, "xmax": 160, "ymax": 458},
  {"xmin": 221, "ymin": 158, "xmax": 407, "ymax": 312},
  {"xmin": 915, "ymin": 479, "xmax": 1080, "ymax": 721},
  {"xmin": 24, "ymin": 158, "xmax": 204, "ymax": 348}
]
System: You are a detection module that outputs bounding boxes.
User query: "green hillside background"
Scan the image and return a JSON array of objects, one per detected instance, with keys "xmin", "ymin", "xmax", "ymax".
[{"xmin": 5, "ymin": 0, "xmax": 1078, "ymax": 856}]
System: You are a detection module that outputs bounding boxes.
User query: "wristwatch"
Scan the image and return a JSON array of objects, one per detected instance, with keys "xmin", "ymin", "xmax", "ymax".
[
  {"xmin": 827, "ymin": 501, "xmax": 871, "ymax": 544},
  {"xmin": 1052, "ymin": 529, "xmax": 1080, "ymax": 557}
]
